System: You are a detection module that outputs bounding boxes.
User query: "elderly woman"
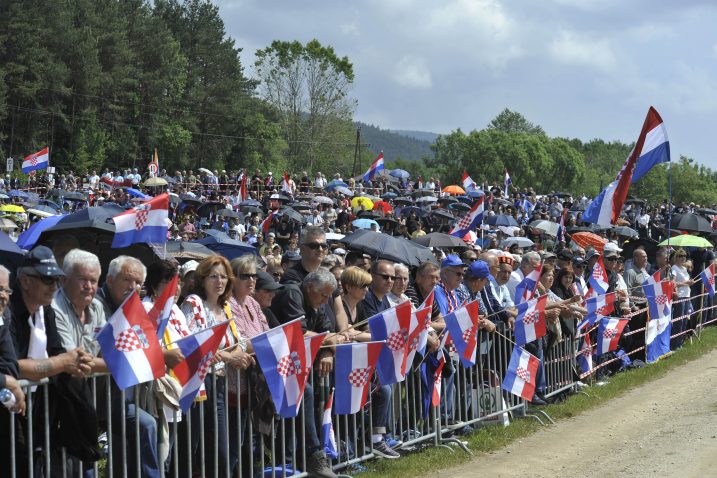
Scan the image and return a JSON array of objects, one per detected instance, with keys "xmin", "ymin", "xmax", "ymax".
[
  {"xmin": 340, "ymin": 266, "xmax": 373, "ymax": 342},
  {"xmin": 179, "ymin": 255, "xmax": 253, "ymax": 477}
]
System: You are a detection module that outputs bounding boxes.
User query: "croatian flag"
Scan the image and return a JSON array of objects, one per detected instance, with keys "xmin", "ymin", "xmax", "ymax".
[
  {"xmin": 368, "ymin": 301, "xmax": 413, "ymax": 384},
  {"xmin": 112, "ymin": 193, "xmax": 169, "ymax": 248},
  {"xmin": 462, "ymin": 171, "xmax": 477, "ymax": 191},
  {"xmin": 261, "ymin": 210, "xmax": 278, "ymax": 234},
  {"xmin": 322, "ymin": 390, "xmax": 338, "ymax": 459},
  {"xmin": 22, "ymin": 147, "xmax": 50, "ymax": 173},
  {"xmin": 420, "ymin": 289, "xmax": 435, "ymax": 310},
  {"xmin": 304, "ymin": 333, "xmax": 328, "ymax": 374},
  {"xmin": 701, "ymin": 263, "xmax": 715, "ymax": 299},
  {"xmin": 97, "ymin": 291, "xmax": 165, "ymax": 390},
  {"xmin": 251, "ymin": 318, "xmax": 322, "ymax": 418},
  {"xmin": 334, "ymin": 341, "xmax": 384, "ymax": 414},
  {"xmin": 643, "ymin": 279, "xmax": 674, "ymax": 321},
  {"xmin": 362, "ymin": 152, "xmax": 385, "ymax": 182},
  {"xmin": 518, "ymin": 198, "xmax": 535, "ymax": 224},
  {"xmin": 501, "ymin": 346, "xmax": 540, "ymax": 401},
  {"xmin": 147, "ymin": 274, "xmax": 178, "ymax": 338},
  {"xmin": 443, "ymin": 301, "xmax": 481, "ymax": 367},
  {"xmin": 577, "ymin": 292, "xmax": 616, "ymax": 331},
  {"xmin": 169, "ymin": 321, "xmax": 230, "ymax": 411},
  {"xmin": 504, "ymin": 168, "xmax": 511, "ymax": 195},
  {"xmin": 577, "ymin": 333, "xmax": 593, "ymax": 375},
  {"xmin": 515, "ymin": 264, "xmax": 542, "ymax": 305},
  {"xmin": 588, "ymin": 257, "xmax": 610, "ymax": 295},
  {"xmin": 448, "ymin": 196, "xmax": 484, "ymax": 237},
  {"xmin": 239, "ymin": 172, "xmax": 247, "ymax": 201},
  {"xmin": 514, "ymin": 295, "xmax": 548, "ymax": 346},
  {"xmin": 412, "ymin": 307, "xmax": 433, "ymax": 359},
  {"xmin": 583, "ymin": 107, "xmax": 670, "ymax": 226},
  {"xmin": 431, "ymin": 348, "xmax": 446, "ymax": 407},
  {"xmin": 281, "ymin": 171, "xmax": 291, "ymax": 193},
  {"xmin": 596, "ymin": 318, "xmax": 628, "ymax": 355}
]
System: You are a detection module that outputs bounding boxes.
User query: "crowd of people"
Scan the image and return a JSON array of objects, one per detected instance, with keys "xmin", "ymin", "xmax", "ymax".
[{"xmin": 0, "ymin": 166, "xmax": 715, "ymax": 478}]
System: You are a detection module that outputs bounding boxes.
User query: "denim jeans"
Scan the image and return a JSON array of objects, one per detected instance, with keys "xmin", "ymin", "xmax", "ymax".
[{"xmin": 371, "ymin": 384, "xmax": 392, "ymax": 434}]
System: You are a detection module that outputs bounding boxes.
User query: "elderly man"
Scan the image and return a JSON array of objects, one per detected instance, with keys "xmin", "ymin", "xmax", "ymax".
[
  {"xmin": 270, "ymin": 269, "xmax": 340, "ymax": 477},
  {"xmin": 507, "ymin": 251, "xmax": 541, "ymax": 303},
  {"xmin": 435, "ymin": 254, "xmax": 467, "ymax": 316},
  {"xmin": 494, "ymin": 256, "xmax": 516, "ymax": 309},
  {"xmin": 624, "ymin": 247, "xmax": 650, "ymax": 306},
  {"xmin": 479, "ymin": 252, "xmax": 516, "ymax": 327},
  {"xmin": 53, "ymin": 249, "xmax": 107, "ymax": 373}
]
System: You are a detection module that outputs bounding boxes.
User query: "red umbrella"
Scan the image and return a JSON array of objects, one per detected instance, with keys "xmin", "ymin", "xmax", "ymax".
[
  {"xmin": 373, "ymin": 201, "xmax": 393, "ymax": 215},
  {"xmin": 570, "ymin": 232, "xmax": 607, "ymax": 252}
]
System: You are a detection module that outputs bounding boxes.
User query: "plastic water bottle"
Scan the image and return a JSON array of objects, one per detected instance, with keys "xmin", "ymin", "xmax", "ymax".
[{"xmin": 0, "ymin": 388, "xmax": 16, "ymax": 412}]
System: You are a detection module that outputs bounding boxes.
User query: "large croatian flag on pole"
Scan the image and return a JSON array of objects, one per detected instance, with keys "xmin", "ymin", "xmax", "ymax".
[
  {"xmin": 583, "ymin": 107, "xmax": 670, "ymax": 226},
  {"xmin": 501, "ymin": 346, "xmax": 540, "ymax": 401},
  {"xmin": 443, "ymin": 301, "xmax": 481, "ymax": 367},
  {"xmin": 515, "ymin": 264, "xmax": 542, "ymax": 305},
  {"xmin": 251, "ymin": 318, "xmax": 323, "ymax": 418},
  {"xmin": 368, "ymin": 301, "xmax": 413, "ymax": 384},
  {"xmin": 448, "ymin": 195, "xmax": 484, "ymax": 237},
  {"xmin": 169, "ymin": 321, "xmax": 230, "ymax": 411},
  {"xmin": 596, "ymin": 317, "xmax": 629, "ymax": 355},
  {"xmin": 112, "ymin": 193, "xmax": 169, "ymax": 248},
  {"xmin": 701, "ymin": 263, "xmax": 715, "ymax": 299},
  {"xmin": 334, "ymin": 341, "xmax": 384, "ymax": 414},
  {"xmin": 514, "ymin": 295, "xmax": 548, "ymax": 346},
  {"xmin": 97, "ymin": 291, "xmax": 166, "ymax": 390},
  {"xmin": 22, "ymin": 147, "xmax": 50, "ymax": 173},
  {"xmin": 362, "ymin": 152, "xmax": 385, "ymax": 182}
]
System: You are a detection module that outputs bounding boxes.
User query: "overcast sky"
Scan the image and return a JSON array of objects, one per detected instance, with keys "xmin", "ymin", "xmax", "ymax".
[{"xmin": 217, "ymin": 0, "xmax": 717, "ymax": 169}]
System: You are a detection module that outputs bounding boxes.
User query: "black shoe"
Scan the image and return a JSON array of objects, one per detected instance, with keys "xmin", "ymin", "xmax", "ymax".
[{"xmin": 529, "ymin": 396, "xmax": 548, "ymax": 406}]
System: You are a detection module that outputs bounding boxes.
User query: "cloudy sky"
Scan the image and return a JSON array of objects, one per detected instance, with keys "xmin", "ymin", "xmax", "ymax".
[{"xmin": 217, "ymin": 0, "xmax": 717, "ymax": 169}]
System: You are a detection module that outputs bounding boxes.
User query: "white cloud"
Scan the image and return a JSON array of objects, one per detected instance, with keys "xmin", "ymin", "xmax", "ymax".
[
  {"xmin": 392, "ymin": 56, "xmax": 432, "ymax": 88},
  {"xmin": 549, "ymin": 30, "xmax": 617, "ymax": 72}
]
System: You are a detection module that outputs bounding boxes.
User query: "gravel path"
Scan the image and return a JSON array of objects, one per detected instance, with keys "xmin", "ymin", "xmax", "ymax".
[{"xmin": 441, "ymin": 348, "xmax": 717, "ymax": 478}]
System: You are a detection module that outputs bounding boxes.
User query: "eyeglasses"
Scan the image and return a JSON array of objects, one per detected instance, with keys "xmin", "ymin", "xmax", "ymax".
[
  {"xmin": 272, "ymin": 272, "xmax": 283, "ymax": 278},
  {"xmin": 448, "ymin": 270, "xmax": 465, "ymax": 278},
  {"xmin": 207, "ymin": 274, "xmax": 229, "ymax": 281},
  {"xmin": 464, "ymin": 257, "xmax": 477, "ymax": 263},
  {"xmin": 26, "ymin": 274, "xmax": 61, "ymax": 286},
  {"xmin": 238, "ymin": 273, "xmax": 257, "ymax": 281},
  {"xmin": 604, "ymin": 257, "xmax": 618, "ymax": 262},
  {"xmin": 374, "ymin": 273, "xmax": 395, "ymax": 281},
  {"xmin": 0, "ymin": 286, "xmax": 12, "ymax": 295},
  {"xmin": 304, "ymin": 242, "xmax": 329, "ymax": 250}
]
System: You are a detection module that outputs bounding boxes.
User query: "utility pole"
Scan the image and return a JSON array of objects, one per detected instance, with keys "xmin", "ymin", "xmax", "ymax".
[{"xmin": 351, "ymin": 127, "xmax": 361, "ymax": 178}]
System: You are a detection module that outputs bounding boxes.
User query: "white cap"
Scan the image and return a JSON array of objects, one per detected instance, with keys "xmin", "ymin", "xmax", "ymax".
[
  {"xmin": 334, "ymin": 248, "xmax": 347, "ymax": 255},
  {"xmin": 603, "ymin": 242, "xmax": 623, "ymax": 253},
  {"xmin": 180, "ymin": 260, "xmax": 199, "ymax": 278}
]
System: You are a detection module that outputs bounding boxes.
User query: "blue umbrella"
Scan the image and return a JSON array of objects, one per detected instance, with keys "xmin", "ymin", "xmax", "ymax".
[
  {"xmin": 352, "ymin": 218, "xmax": 380, "ymax": 230},
  {"xmin": 485, "ymin": 214, "xmax": 519, "ymax": 227},
  {"xmin": 334, "ymin": 186, "xmax": 354, "ymax": 197},
  {"xmin": 8, "ymin": 190, "xmax": 28, "ymax": 199},
  {"xmin": 194, "ymin": 230, "xmax": 258, "ymax": 259},
  {"xmin": 240, "ymin": 199, "xmax": 262, "ymax": 207},
  {"xmin": 326, "ymin": 180, "xmax": 349, "ymax": 191},
  {"xmin": 39, "ymin": 199, "xmax": 62, "ymax": 211},
  {"xmin": 0, "ymin": 230, "xmax": 25, "ymax": 268},
  {"xmin": 389, "ymin": 169, "xmax": 410, "ymax": 179},
  {"xmin": 399, "ymin": 206, "xmax": 428, "ymax": 217},
  {"xmin": 125, "ymin": 188, "xmax": 150, "ymax": 199},
  {"xmin": 466, "ymin": 189, "xmax": 485, "ymax": 198},
  {"xmin": 16, "ymin": 214, "xmax": 67, "ymax": 249}
]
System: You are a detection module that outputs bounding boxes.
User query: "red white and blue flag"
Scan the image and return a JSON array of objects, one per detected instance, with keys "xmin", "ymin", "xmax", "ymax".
[
  {"xmin": 97, "ymin": 291, "xmax": 166, "ymax": 390},
  {"xmin": 643, "ymin": 278, "xmax": 674, "ymax": 321},
  {"xmin": 514, "ymin": 295, "xmax": 548, "ymax": 346},
  {"xmin": 147, "ymin": 274, "xmax": 178, "ymax": 339},
  {"xmin": 22, "ymin": 147, "xmax": 50, "ymax": 174},
  {"xmin": 362, "ymin": 152, "xmax": 385, "ymax": 182},
  {"xmin": 448, "ymin": 195, "xmax": 484, "ymax": 237},
  {"xmin": 577, "ymin": 291, "xmax": 616, "ymax": 331},
  {"xmin": 515, "ymin": 263, "xmax": 542, "ymax": 305},
  {"xmin": 462, "ymin": 171, "xmax": 477, "ymax": 191},
  {"xmin": 169, "ymin": 321, "xmax": 230, "ymax": 411},
  {"xmin": 431, "ymin": 347, "xmax": 446, "ymax": 407},
  {"xmin": 251, "ymin": 318, "xmax": 324, "ymax": 418},
  {"xmin": 111, "ymin": 193, "xmax": 169, "ymax": 248},
  {"xmin": 367, "ymin": 301, "xmax": 413, "ymax": 384},
  {"xmin": 577, "ymin": 333, "xmax": 593, "ymax": 375},
  {"xmin": 503, "ymin": 168, "xmax": 511, "ymax": 195},
  {"xmin": 261, "ymin": 210, "xmax": 278, "ymax": 234},
  {"xmin": 588, "ymin": 257, "xmax": 610, "ymax": 295},
  {"xmin": 239, "ymin": 172, "xmax": 247, "ymax": 201},
  {"xmin": 501, "ymin": 346, "xmax": 540, "ymax": 401},
  {"xmin": 443, "ymin": 301, "xmax": 481, "ymax": 367},
  {"xmin": 596, "ymin": 317, "xmax": 628, "ymax": 355},
  {"xmin": 281, "ymin": 171, "xmax": 292, "ymax": 193},
  {"xmin": 322, "ymin": 389, "xmax": 338, "ymax": 459},
  {"xmin": 411, "ymin": 307, "xmax": 432, "ymax": 360},
  {"xmin": 333, "ymin": 341, "xmax": 384, "ymax": 414},
  {"xmin": 583, "ymin": 107, "xmax": 670, "ymax": 226},
  {"xmin": 701, "ymin": 263, "xmax": 715, "ymax": 299}
]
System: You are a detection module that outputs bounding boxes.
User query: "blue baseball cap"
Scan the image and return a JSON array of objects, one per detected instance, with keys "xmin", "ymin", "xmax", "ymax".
[
  {"xmin": 441, "ymin": 254, "xmax": 466, "ymax": 269},
  {"xmin": 466, "ymin": 260, "xmax": 490, "ymax": 279}
]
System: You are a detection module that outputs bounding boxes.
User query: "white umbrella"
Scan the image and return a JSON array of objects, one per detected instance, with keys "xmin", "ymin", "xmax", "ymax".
[
  {"xmin": 325, "ymin": 232, "xmax": 345, "ymax": 241},
  {"xmin": 198, "ymin": 167, "xmax": 215, "ymax": 176},
  {"xmin": 416, "ymin": 196, "xmax": 438, "ymax": 203},
  {"xmin": 313, "ymin": 196, "xmax": 334, "ymax": 205}
]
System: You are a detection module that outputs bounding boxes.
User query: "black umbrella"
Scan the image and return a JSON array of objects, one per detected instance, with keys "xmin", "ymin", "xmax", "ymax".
[
  {"xmin": 357, "ymin": 210, "xmax": 382, "ymax": 219},
  {"xmin": 430, "ymin": 209, "xmax": 455, "ymax": 221},
  {"xmin": 625, "ymin": 198, "xmax": 646, "ymax": 206},
  {"xmin": 485, "ymin": 214, "xmax": 519, "ymax": 227},
  {"xmin": 180, "ymin": 197, "xmax": 202, "ymax": 208},
  {"xmin": 612, "ymin": 225, "xmax": 639, "ymax": 238},
  {"xmin": 449, "ymin": 202, "xmax": 471, "ymax": 212},
  {"xmin": 196, "ymin": 202, "xmax": 227, "ymax": 218},
  {"xmin": 399, "ymin": 206, "xmax": 428, "ymax": 217},
  {"xmin": 41, "ymin": 205, "xmax": 123, "ymax": 235},
  {"xmin": 240, "ymin": 199, "xmax": 263, "ymax": 207},
  {"xmin": 216, "ymin": 209, "xmax": 242, "ymax": 219},
  {"xmin": 437, "ymin": 196, "xmax": 458, "ymax": 204},
  {"xmin": 490, "ymin": 198, "xmax": 513, "ymax": 207},
  {"xmin": 671, "ymin": 213, "xmax": 712, "ymax": 234},
  {"xmin": 341, "ymin": 229, "xmax": 436, "ymax": 267},
  {"xmin": 277, "ymin": 206, "xmax": 305, "ymax": 224},
  {"xmin": 696, "ymin": 208, "xmax": 717, "ymax": 216},
  {"xmin": 620, "ymin": 237, "xmax": 659, "ymax": 260},
  {"xmin": 412, "ymin": 232, "xmax": 468, "ymax": 249},
  {"xmin": 161, "ymin": 241, "xmax": 216, "ymax": 260},
  {"xmin": 291, "ymin": 202, "xmax": 313, "ymax": 211},
  {"xmin": 194, "ymin": 230, "xmax": 257, "ymax": 259},
  {"xmin": 240, "ymin": 206, "xmax": 263, "ymax": 214},
  {"xmin": 161, "ymin": 175, "xmax": 178, "ymax": 184},
  {"xmin": 394, "ymin": 197, "xmax": 413, "ymax": 205}
]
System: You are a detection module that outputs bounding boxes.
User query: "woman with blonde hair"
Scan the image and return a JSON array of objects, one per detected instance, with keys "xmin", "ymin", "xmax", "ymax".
[{"xmin": 340, "ymin": 266, "xmax": 373, "ymax": 342}]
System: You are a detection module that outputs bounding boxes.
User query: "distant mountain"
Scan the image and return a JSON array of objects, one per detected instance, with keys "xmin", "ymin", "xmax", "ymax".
[{"xmin": 355, "ymin": 122, "xmax": 438, "ymax": 162}]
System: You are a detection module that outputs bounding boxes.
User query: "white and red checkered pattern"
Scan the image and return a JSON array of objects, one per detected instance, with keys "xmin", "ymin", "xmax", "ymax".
[
  {"xmin": 197, "ymin": 352, "xmax": 214, "ymax": 380},
  {"xmin": 655, "ymin": 294, "xmax": 668, "ymax": 305},
  {"xmin": 277, "ymin": 354, "xmax": 300, "ymax": 378},
  {"xmin": 522, "ymin": 311, "xmax": 540, "ymax": 325},
  {"xmin": 603, "ymin": 328, "xmax": 618, "ymax": 339},
  {"xmin": 461, "ymin": 326, "xmax": 474, "ymax": 344},
  {"xmin": 115, "ymin": 328, "xmax": 142, "ymax": 352},
  {"xmin": 135, "ymin": 208, "xmax": 149, "ymax": 229},
  {"xmin": 386, "ymin": 328, "xmax": 408, "ymax": 351},
  {"xmin": 348, "ymin": 367, "xmax": 372, "ymax": 387},
  {"xmin": 516, "ymin": 366, "xmax": 531, "ymax": 382}
]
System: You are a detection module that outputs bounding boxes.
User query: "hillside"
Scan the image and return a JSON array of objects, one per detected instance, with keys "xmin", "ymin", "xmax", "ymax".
[
  {"xmin": 390, "ymin": 129, "xmax": 441, "ymax": 143},
  {"xmin": 355, "ymin": 122, "xmax": 437, "ymax": 162}
]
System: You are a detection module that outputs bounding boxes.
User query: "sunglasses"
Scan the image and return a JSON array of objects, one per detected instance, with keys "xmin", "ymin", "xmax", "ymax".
[
  {"xmin": 448, "ymin": 270, "xmax": 465, "ymax": 278},
  {"xmin": 26, "ymin": 274, "xmax": 61, "ymax": 286},
  {"xmin": 239, "ymin": 273, "xmax": 257, "ymax": 280},
  {"xmin": 604, "ymin": 257, "xmax": 618, "ymax": 262},
  {"xmin": 305, "ymin": 242, "xmax": 329, "ymax": 251},
  {"xmin": 374, "ymin": 273, "xmax": 395, "ymax": 281}
]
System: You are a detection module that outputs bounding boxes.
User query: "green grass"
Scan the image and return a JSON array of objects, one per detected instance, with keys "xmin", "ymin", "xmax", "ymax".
[{"xmin": 356, "ymin": 327, "xmax": 717, "ymax": 478}]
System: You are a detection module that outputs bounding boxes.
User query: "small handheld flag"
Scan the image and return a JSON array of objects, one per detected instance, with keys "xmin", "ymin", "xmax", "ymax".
[
  {"xmin": 147, "ymin": 274, "xmax": 178, "ymax": 339},
  {"xmin": 513, "ymin": 295, "xmax": 548, "ymax": 346},
  {"xmin": 502, "ymin": 346, "xmax": 539, "ymax": 401},
  {"xmin": 701, "ymin": 263, "xmax": 715, "ymax": 299},
  {"xmin": 515, "ymin": 263, "xmax": 542, "ymax": 305},
  {"xmin": 322, "ymin": 389, "xmax": 338, "ymax": 459},
  {"xmin": 596, "ymin": 317, "xmax": 628, "ymax": 355},
  {"xmin": 334, "ymin": 341, "xmax": 384, "ymax": 414}
]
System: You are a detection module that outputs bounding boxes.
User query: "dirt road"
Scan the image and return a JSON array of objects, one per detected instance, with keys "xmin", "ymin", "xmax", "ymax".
[{"xmin": 442, "ymin": 348, "xmax": 717, "ymax": 478}]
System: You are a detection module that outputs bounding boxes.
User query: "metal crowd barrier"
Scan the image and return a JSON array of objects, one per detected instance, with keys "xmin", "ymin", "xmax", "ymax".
[{"xmin": 7, "ymin": 290, "xmax": 717, "ymax": 477}]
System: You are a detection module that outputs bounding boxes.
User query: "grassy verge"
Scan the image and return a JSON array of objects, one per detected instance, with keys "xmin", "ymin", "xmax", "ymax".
[{"xmin": 356, "ymin": 327, "xmax": 717, "ymax": 478}]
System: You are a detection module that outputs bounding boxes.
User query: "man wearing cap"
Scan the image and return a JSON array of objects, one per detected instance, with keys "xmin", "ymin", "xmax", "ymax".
[
  {"xmin": 572, "ymin": 257, "xmax": 588, "ymax": 295},
  {"xmin": 556, "ymin": 249, "xmax": 573, "ymax": 271},
  {"xmin": 435, "ymin": 254, "xmax": 466, "ymax": 317},
  {"xmin": 602, "ymin": 243, "xmax": 631, "ymax": 314},
  {"xmin": 253, "ymin": 270, "xmax": 282, "ymax": 328},
  {"xmin": 455, "ymin": 261, "xmax": 497, "ymax": 334}
]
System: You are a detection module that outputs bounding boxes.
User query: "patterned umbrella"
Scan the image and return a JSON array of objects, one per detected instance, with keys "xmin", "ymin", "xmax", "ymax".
[{"xmin": 570, "ymin": 231, "xmax": 607, "ymax": 252}]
